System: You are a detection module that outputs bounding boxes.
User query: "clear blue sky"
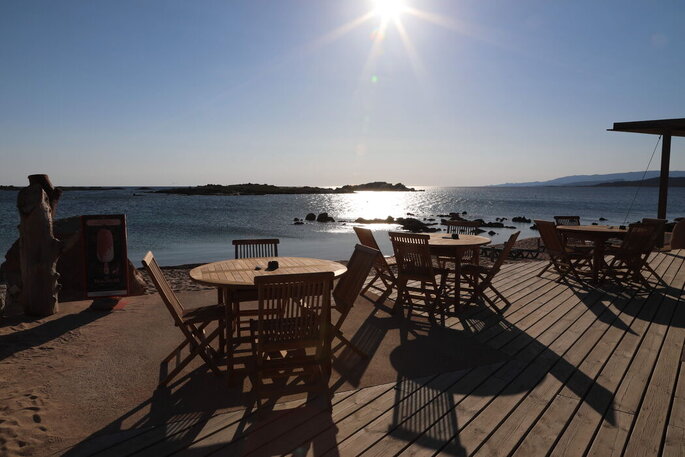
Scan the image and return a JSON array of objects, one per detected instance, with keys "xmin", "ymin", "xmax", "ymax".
[{"xmin": 1, "ymin": 0, "xmax": 683, "ymax": 186}]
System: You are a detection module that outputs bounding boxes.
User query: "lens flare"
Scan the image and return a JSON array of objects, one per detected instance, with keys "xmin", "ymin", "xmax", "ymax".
[{"xmin": 372, "ymin": 0, "xmax": 407, "ymax": 21}]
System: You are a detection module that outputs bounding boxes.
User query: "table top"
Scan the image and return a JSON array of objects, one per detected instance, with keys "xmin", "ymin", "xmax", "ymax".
[
  {"xmin": 189, "ymin": 256, "xmax": 348, "ymax": 287},
  {"xmin": 424, "ymin": 232, "xmax": 491, "ymax": 247},
  {"xmin": 557, "ymin": 225, "xmax": 627, "ymax": 235}
]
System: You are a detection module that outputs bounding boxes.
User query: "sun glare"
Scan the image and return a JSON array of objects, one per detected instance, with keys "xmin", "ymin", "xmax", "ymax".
[{"xmin": 372, "ymin": 0, "xmax": 407, "ymax": 21}]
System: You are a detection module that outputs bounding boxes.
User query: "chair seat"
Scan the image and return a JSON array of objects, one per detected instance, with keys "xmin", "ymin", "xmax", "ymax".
[{"xmin": 181, "ymin": 304, "xmax": 224, "ymax": 325}]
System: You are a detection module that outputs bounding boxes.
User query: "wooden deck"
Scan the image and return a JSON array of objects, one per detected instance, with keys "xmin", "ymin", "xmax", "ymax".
[{"xmin": 68, "ymin": 250, "xmax": 685, "ymax": 456}]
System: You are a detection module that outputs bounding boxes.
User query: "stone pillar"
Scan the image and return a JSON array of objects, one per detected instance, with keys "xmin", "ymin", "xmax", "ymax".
[{"xmin": 17, "ymin": 174, "xmax": 63, "ymax": 316}]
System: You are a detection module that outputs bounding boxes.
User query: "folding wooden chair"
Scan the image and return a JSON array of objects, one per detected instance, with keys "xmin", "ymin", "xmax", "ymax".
[
  {"xmin": 461, "ymin": 232, "xmax": 520, "ymax": 313},
  {"xmin": 602, "ymin": 223, "xmax": 659, "ymax": 289},
  {"xmin": 389, "ymin": 232, "xmax": 449, "ymax": 317},
  {"xmin": 249, "ymin": 272, "xmax": 334, "ymax": 396},
  {"xmin": 331, "ymin": 244, "xmax": 379, "ymax": 358},
  {"xmin": 353, "ymin": 227, "xmax": 398, "ymax": 304},
  {"xmin": 535, "ymin": 220, "xmax": 592, "ymax": 283},
  {"xmin": 226, "ymin": 238, "xmax": 280, "ymax": 338},
  {"xmin": 142, "ymin": 251, "xmax": 224, "ymax": 386}
]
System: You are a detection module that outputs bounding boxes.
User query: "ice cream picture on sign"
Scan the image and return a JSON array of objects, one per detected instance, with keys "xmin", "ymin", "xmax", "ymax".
[{"xmin": 97, "ymin": 228, "xmax": 114, "ymax": 275}]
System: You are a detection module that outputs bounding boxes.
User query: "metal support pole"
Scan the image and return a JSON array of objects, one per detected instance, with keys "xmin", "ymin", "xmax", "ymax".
[
  {"xmin": 657, "ymin": 134, "xmax": 671, "ymax": 220},
  {"xmin": 657, "ymin": 134, "xmax": 671, "ymax": 248}
]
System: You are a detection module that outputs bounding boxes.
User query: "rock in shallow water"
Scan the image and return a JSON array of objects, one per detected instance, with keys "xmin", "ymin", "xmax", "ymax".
[
  {"xmin": 316, "ymin": 212, "xmax": 335, "ymax": 223},
  {"xmin": 396, "ymin": 217, "xmax": 440, "ymax": 233}
]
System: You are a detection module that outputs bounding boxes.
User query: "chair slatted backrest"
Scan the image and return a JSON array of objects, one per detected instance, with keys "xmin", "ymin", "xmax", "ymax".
[
  {"xmin": 333, "ymin": 244, "xmax": 379, "ymax": 314},
  {"xmin": 389, "ymin": 232, "xmax": 435, "ymax": 281},
  {"xmin": 233, "ymin": 239, "xmax": 279, "ymax": 259},
  {"xmin": 535, "ymin": 220, "xmax": 565, "ymax": 255},
  {"xmin": 554, "ymin": 216, "xmax": 580, "ymax": 226},
  {"xmin": 620, "ymin": 223, "xmax": 656, "ymax": 258},
  {"xmin": 142, "ymin": 251, "xmax": 185, "ymax": 326},
  {"xmin": 255, "ymin": 272, "xmax": 333, "ymax": 347},
  {"xmin": 444, "ymin": 220, "xmax": 480, "ymax": 235},
  {"xmin": 353, "ymin": 226, "xmax": 382, "ymax": 251},
  {"xmin": 671, "ymin": 220, "xmax": 685, "ymax": 250},
  {"xmin": 353, "ymin": 227, "xmax": 389, "ymax": 270},
  {"xmin": 486, "ymin": 232, "xmax": 520, "ymax": 281}
]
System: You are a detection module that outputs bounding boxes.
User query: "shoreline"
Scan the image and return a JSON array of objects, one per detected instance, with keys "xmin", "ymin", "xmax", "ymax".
[{"xmin": 0, "ymin": 237, "xmax": 547, "ymax": 299}]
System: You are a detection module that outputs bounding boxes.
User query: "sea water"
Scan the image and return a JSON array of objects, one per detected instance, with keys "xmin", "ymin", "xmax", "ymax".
[{"xmin": 1, "ymin": 186, "xmax": 683, "ymax": 266}]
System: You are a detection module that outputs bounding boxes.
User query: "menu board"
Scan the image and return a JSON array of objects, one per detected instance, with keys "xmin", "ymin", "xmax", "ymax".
[{"xmin": 82, "ymin": 215, "xmax": 129, "ymax": 298}]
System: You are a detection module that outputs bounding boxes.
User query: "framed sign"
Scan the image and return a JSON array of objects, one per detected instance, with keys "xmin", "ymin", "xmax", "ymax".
[{"xmin": 82, "ymin": 214, "xmax": 129, "ymax": 298}]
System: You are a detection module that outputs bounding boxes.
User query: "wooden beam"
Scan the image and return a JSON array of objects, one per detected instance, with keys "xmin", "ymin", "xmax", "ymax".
[{"xmin": 657, "ymin": 135, "xmax": 671, "ymax": 220}]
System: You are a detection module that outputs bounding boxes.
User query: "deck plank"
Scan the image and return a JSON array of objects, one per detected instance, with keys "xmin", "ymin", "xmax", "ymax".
[
  {"xmin": 73, "ymin": 251, "xmax": 685, "ymax": 457},
  {"xmin": 510, "ymin": 253, "xmax": 684, "ymax": 457},
  {"xmin": 467, "ymin": 254, "xmax": 672, "ymax": 457},
  {"xmin": 393, "ymin": 279, "xmax": 614, "ymax": 456},
  {"xmin": 622, "ymin": 284, "xmax": 685, "ymax": 456}
]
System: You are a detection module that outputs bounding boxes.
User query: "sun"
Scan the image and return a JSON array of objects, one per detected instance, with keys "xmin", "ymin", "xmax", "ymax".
[{"xmin": 371, "ymin": 0, "xmax": 407, "ymax": 21}]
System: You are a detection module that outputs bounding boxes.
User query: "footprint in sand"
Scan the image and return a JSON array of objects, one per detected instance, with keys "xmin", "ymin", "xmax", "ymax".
[{"xmin": 0, "ymin": 390, "xmax": 50, "ymax": 456}]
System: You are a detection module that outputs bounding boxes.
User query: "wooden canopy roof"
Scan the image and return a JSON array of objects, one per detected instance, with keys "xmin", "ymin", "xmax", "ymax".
[{"xmin": 608, "ymin": 118, "xmax": 685, "ymax": 137}]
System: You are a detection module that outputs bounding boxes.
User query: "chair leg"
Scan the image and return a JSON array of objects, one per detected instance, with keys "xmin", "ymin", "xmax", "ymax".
[
  {"xmin": 362, "ymin": 269, "xmax": 397, "ymax": 306},
  {"xmin": 333, "ymin": 328, "xmax": 367, "ymax": 358},
  {"xmin": 644, "ymin": 263, "xmax": 666, "ymax": 285},
  {"xmin": 481, "ymin": 292, "xmax": 503, "ymax": 314},
  {"xmin": 159, "ymin": 326, "xmax": 222, "ymax": 386},
  {"xmin": 435, "ymin": 273, "xmax": 449, "ymax": 315},
  {"xmin": 361, "ymin": 272, "xmax": 381, "ymax": 296},
  {"xmin": 394, "ymin": 279, "xmax": 409, "ymax": 314},
  {"xmin": 377, "ymin": 275, "xmax": 397, "ymax": 304},
  {"xmin": 189, "ymin": 324, "xmax": 222, "ymax": 376},
  {"xmin": 488, "ymin": 284, "xmax": 511, "ymax": 312},
  {"xmin": 162, "ymin": 320, "xmax": 211, "ymax": 363}
]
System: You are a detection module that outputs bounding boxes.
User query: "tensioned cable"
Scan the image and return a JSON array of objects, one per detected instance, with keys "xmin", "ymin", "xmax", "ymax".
[{"xmin": 623, "ymin": 135, "xmax": 662, "ymax": 224}]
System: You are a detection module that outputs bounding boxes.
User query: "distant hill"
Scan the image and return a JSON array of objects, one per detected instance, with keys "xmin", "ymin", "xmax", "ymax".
[
  {"xmin": 154, "ymin": 183, "xmax": 350, "ymax": 196},
  {"xmin": 493, "ymin": 171, "xmax": 685, "ymax": 187},
  {"xmin": 154, "ymin": 182, "xmax": 420, "ymax": 196},
  {"xmin": 594, "ymin": 176, "xmax": 685, "ymax": 187},
  {"xmin": 339, "ymin": 182, "xmax": 420, "ymax": 192}
]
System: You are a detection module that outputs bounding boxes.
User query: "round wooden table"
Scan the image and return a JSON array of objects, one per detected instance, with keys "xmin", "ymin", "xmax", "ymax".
[
  {"xmin": 190, "ymin": 257, "xmax": 347, "ymax": 371},
  {"xmin": 557, "ymin": 225, "xmax": 627, "ymax": 283},
  {"xmin": 423, "ymin": 233, "xmax": 491, "ymax": 310},
  {"xmin": 190, "ymin": 256, "xmax": 347, "ymax": 289}
]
